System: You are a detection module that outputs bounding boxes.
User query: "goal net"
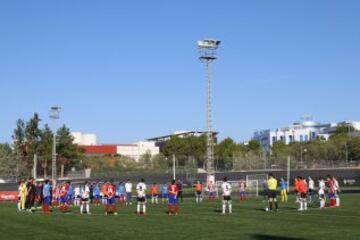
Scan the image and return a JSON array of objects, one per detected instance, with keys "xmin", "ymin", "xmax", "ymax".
[{"xmin": 246, "ymin": 174, "xmax": 268, "ymax": 197}]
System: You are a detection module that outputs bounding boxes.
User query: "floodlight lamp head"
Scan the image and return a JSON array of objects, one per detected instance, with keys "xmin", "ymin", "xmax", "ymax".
[
  {"xmin": 197, "ymin": 39, "xmax": 221, "ymax": 49},
  {"xmin": 50, "ymin": 106, "xmax": 61, "ymax": 119}
]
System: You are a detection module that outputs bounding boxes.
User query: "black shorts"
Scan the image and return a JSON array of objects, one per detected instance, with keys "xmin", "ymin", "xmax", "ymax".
[
  {"xmin": 137, "ymin": 197, "xmax": 146, "ymax": 203},
  {"xmin": 196, "ymin": 191, "xmax": 202, "ymax": 195},
  {"xmin": 152, "ymin": 194, "xmax": 158, "ymax": 197},
  {"xmin": 81, "ymin": 198, "xmax": 89, "ymax": 202},
  {"xmin": 300, "ymin": 193, "xmax": 307, "ymax": 198},
  {"xmin": 223, "ymin": 196, "xmax": 231, "ymax": 201},
  {"xmin": 268, "ymin": 190, "xmax": 277, "ymax": 198}
]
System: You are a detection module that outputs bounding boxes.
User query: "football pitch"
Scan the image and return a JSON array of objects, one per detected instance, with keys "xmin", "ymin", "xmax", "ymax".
[{"xmin": 0, "ymin": 195, "xmax": 359, "ymax": 240}]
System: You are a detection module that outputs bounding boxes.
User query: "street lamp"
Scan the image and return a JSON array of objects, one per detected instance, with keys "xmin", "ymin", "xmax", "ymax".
[
  {"xmin": 50, "ymin": 106, "xmax": 61, "ymax": 186},
  {"xmin": 197, "ymin": 38, "xmax": 221, "ymax": 182}
]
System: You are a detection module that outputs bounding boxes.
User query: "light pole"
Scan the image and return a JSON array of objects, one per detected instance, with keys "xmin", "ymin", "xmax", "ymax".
[
  {"xmin": 50, "ymin": 106, "xmax": 61, "ymax": 187},
  {"xmin": 197, "ymin": 38, "xmax": 221, "ymax": 182}
]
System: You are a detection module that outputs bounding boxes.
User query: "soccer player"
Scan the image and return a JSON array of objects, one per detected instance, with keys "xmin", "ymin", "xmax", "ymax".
[
  {"xmin": 125, "ymin": 179, "xmax": 133, "ymax": 206},
  {"xmin": 208, "ymin": 181, "xmax": 216, "ymax": 201},
  {"xmin": 194, "ymin": 180, "xmax": 203, "ymax": 203},
  {"xmin": 105, "ymin": 180, "xmax": 118, "ymax": 215},
  {"xmin": 68, "ymin": 183, "xmax": 74, "ymax": 206},
  {"xmin": 307, "ymin": 176, "xmax": 315, "ymax": 203},
  {"xmin": 80, "ymin": 182, "xmax": 91, "ymax": 215},
  {"xmin": 151, "ymin": 182, "xmax": 159, "ymax": 204},
  {"xmin": 168, "ymin": 179, "xmax": 179, "ymax": 216},
  {"xmin": 42, "ymin": 179, "xmax": 51, "ymax": 215},
  {"xmin": 297, "ymin": 176, "xmax": 308, "ymax": 211},
  {"xmin": 54, "ymin": 184, "xmax": 60, "ymax": 207},
  {"xmin": 327, "ymin": 175, "xmax": 336, "ymax": 208},
  {"xmin": 279, "ymin": 178, "xmax": 288, "ymax": 202},
  {"xmin": 239, "ymin": 180, "xmax": 247, "ymax": 201},
  {"xmin": 74, "ymin": 185, "xmax": 81, "ymax": 207},
  {"xmin": 136, "ymin": 179, "xmax": 147, "ymax": 215},
  {"xmin": 117, "ymin": 182, "xmax": 126, "ymax": 205},
  {"xmin": 101, "ymin": 182, "xmax": 108, "ymax": 205},
  {"xmin": 161, "ymin": 183, "xmax": 168, "ymax": 203},
  {"xmin": 26, "ymin": 178, "xmax": 36, "ymax": 212},
  {"xmin": 221, "ymin": 177, "xmax": 232, "ymax": 214},
  {"xmin": 18, "ymin": 180, "xmax": 24, "ymax": 211},
  {"xmin": 318, "ymin": 177, "xmax": 326, "ymax": 209},
  {"xmin": 59, "ymin": 181, "xmax": 70, "ymax": 212},
  {"xmin": 267, "ymin": 173, "xmax": 278, "ymax": 212},
  {"xmin": 294, "ymin": 177, "xmax": 300, "ymax": 203},
  {"xmin": 93, "ymin": 183, "xmax": 101, "ymax": 206},
  {"xmin": 20, "ymin": 179, "xmax": 27, "ymax": 211}
]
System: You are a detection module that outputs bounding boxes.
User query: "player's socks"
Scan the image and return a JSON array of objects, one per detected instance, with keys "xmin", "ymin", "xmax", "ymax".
[
  {"xmin": 112, "ymin": 205, "xmax": 117, "ymax": 213},
  {"xmin": 86, "ymin": 204, "xmax": 90, "ymax": 214},
  {"xmin": 269, "ymin": 201, "xmax": 273, "ymax": 211},
  {"xmin": 336, "ymin": 197, "xmax": 340, "ymax": 207},
  {"xmin": 229, "ymin": 203, "xmax": 232, "ymax": 213},
  {"xmin": 105, "ymin": 205, "xmax": 109, "ymax": 213},
  {"xmin": 137, "ymin": 204, "xmax": 140, "ymax": 214},
  {"xmin": 143, "ymin": 205, "xmax": 146, "ymax": 214},
  {"xmin": 80, "ymin": 204, "xmax": 84, "ymax": 214},
  {"xmin": 304, "ymin": 201, "xmax": 308, "ymax": 210},
  {"xmin": 168, "ymin": 205, "xmax": 172, "ymax": 214},
  {"xmin": 175, "ymin": 205, "xmax": 179, "ymax": 215},
  {"xmin": 222, "ymin": 204, "xmax": 226, "ymax": 214},
  {"xmin": 275, "ymin": 202, "xmax": 278, "ymax": 210}
]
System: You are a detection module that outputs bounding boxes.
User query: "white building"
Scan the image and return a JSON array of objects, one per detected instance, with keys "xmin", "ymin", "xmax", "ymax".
[
  {"xmin": 71, "ymin": 132, "xmax": 97, "ymax": 145},
  {"xmin": 253, "ymin": 118, "xmax": 360, "ymax": 152},
  {"xmin": 71, "ymin": 132, "xmax": 159, "ymax": 162},
  {"xmin": 117, "ymin": 141, "xmax": 160, "ymax": 162}
]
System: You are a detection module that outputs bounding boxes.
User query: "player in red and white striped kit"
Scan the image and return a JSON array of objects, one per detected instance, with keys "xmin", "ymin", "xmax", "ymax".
[{"xmin": 105, "ymin": 180, "xmax": 118, "ymax": 215}]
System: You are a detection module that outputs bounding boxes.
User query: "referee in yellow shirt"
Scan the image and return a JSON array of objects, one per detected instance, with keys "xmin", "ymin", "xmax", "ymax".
[{"xmin": 267, "ymin": 173, "xmax": 278, "ymax": 211}]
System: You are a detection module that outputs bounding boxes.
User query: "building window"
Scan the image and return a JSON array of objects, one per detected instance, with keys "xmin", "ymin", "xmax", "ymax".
[
  {"xmin": 289, "ymin": 135, "xmax": 293, "ymax": 142},
  {"xmin": 280, "ymin": 136, "xmax": 284, "ymax": 142},
  {"xmin": 312, "ymin": 132, "xmax": 316, "ymax": 140},
  {"xmin": 300, "ymin": 135, "xmax": 303, "ymax": 142},
  {"xmin": 272, "ymin": 136, "xmax": 276, "ymax": 143}
]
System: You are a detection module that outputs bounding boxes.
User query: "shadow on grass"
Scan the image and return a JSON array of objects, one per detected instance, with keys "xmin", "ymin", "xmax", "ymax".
[{"xmin": 251, "ymin": 234, "xmax": 307, "ymax": 240}]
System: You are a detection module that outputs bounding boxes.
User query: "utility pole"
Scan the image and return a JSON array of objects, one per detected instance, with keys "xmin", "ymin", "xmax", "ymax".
[{"xmin": 50, "ymin": 106, "xmax": 61, "ymax": 187}]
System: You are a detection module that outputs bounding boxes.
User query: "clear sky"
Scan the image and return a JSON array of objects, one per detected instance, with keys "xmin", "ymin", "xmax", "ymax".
[{"xmin": 1, "ymin": 0, "xmax": 359, "ymax": 144}]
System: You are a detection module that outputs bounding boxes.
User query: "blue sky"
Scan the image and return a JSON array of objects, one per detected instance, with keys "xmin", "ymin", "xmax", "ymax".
[{"xmin": 1, "ymin": 0, "xmax": 359, "ymax": 144}]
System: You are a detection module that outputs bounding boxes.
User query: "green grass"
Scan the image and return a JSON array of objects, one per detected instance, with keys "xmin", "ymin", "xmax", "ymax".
[{"xmin": 0, "ymin": 195, "xmax": 359, "ymax": 240}]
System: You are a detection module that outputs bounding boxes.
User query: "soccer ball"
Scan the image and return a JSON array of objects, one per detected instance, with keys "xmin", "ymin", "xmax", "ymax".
[{"xmin": 265, "ymin": 207, "xmax": 269, "ymax": 212}]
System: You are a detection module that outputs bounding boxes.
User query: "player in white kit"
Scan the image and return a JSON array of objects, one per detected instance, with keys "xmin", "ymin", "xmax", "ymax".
[
  {"xmin": 307, "ymin": 177, "xmax": 315, "ymax": 203},
  {"xmin": 74, "ymin": 185, "xmax": 81, "ymax": 207},
  {"xmin": 136, "ymin": 179, "xmax": 147, "ymax": 215},
  {"xmin": 318, "ymin": 177, "xmax": 326, "ymax": 209},
  {"xmin": 80, "ymin": 182, "xmax": 91, "ymax": 214},
  {"xmin": 221, "ymin": 177, "xmax": 232, "ymax": 214}
]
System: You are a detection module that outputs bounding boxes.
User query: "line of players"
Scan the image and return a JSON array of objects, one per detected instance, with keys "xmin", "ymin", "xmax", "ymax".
[
  {"xmin": 17, "ymin": 174, "xmax": 341, "ymax": 216},
  {"xmin": 263, "ymin": 174, "xmax": 341, "ymax": 212},
  {"xmin": 18, "ymin": 178, "xmax": 183, "ymax": 216}
]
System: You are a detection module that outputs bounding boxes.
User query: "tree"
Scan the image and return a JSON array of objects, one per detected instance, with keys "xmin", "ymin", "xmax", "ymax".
[
  {"xmin": 12, "ymin": 119, "xmax": 26, "ymax": 156},
  {"xmin": 25, "ymin": 113, "xmax": 42, "ymax": 156},
  {"xmin": 38, "ymin": 124, "xmax": 53, "ymax": 178},
  {"xmin": 56, "ymin": 125, "xmax": 82, "ymax": 177},
  {"xmin": 0, "ymin": 143, "xmax": 17, "ymax": 180}
]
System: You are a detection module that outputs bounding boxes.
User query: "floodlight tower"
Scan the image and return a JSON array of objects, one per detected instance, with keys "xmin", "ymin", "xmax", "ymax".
[
  {"xmin": 197, "ymin": 38, "xmax": 221, "ymax": 181},
  {"xmin": 50, "ymin": 106, "xmax": 61, "ymax": 186}
]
